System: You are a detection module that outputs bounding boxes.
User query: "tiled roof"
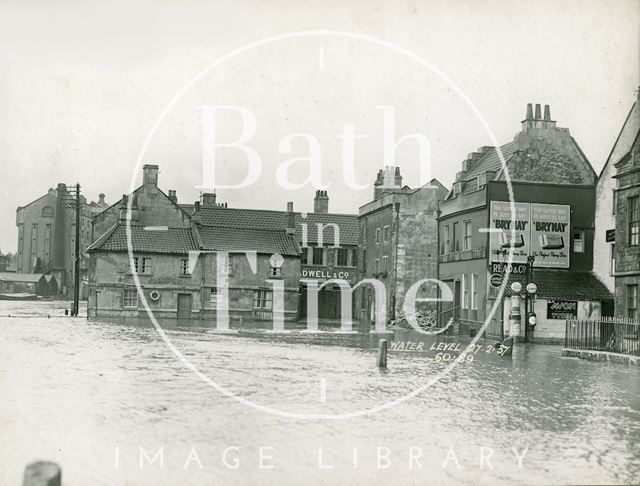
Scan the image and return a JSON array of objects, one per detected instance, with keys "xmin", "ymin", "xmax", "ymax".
[
  {"xmin": 198, "ymin": 226, "xmax": 299, "ymax": 256},
  {"xmin": 608, "ymin": 100, "xmax": 639, "ymax": 168},
  {"xmin": 199, "ymin": 206, "xmax": 359, "ymax": 246},
  {"xmin": 87, "ymin": 224, "xmax": 198, "ymax": 254},
  {"xmin": 504, "ymin": 270, "xmax": 613, "ymax": 301},
  {"xmin": 0, "ymin": 273, "xmax": 44, "ymax": 283},
  {"xmin": 464, "ymin": 142, "xmax": 518, "ymax": 180}
]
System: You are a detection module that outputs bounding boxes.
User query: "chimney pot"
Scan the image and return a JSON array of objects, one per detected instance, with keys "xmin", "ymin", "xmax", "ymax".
[
  {"xmin": 534, "ymin": 104, "xmax": 541, "ymax": 119},
  {"xmin": 544, "ymin": 104, "xmax": 551, "ymax": 121},
  {"xmin": 287, "ymin": 201, "xmax": 293, "ymax": 212},
  {"xmin": 526, "ymin": 103, "xmax": 533, "ymax": 120}
]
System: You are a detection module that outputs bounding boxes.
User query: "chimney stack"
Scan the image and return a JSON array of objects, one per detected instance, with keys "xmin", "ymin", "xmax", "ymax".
[
  {"xmin": 313, "ymin": 190, "xmax": 329, "ymax": 214},
  {"xmin": 202, "ymin": 192, "xmax": 217, "ymax": 207},
  {"xmin": 286, "ymin": 202, "xmax": 295, "ymax": 235},
  {"xmin": 118, "ymin": 195, "xmax": 128, "ymax": 222},
  {"xmin": 143, "ymin": 164, "xmax": 159, "ymax": 187},
  {"xmin": 168, "ymin": 190, "xmax": 177, "ymax": 203},
  {"xmin": 192, "ymin": 201, "xmax": 202, "ymax": 225},
  {"xmin": 98, "ymin": 193, "xmax": 106, "ymax": 206}
]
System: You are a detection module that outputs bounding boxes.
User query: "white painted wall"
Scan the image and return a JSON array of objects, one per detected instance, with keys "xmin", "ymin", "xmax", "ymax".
[{"xmin": 594, "ymin": 161, "xmax": 616, "ymax": 292}]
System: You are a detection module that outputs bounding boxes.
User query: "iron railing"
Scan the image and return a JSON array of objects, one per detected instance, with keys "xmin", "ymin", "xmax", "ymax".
[{"xmin": 565, "ymin": 317, "xmax": 640, "ymax": 357}]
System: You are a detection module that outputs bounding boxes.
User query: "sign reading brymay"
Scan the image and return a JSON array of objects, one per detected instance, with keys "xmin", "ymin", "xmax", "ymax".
[{"xmin": 489, "ymin": 201, "xmax": 570, "ymax": 269}]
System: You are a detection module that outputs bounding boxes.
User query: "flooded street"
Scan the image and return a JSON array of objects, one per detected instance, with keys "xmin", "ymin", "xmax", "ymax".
[{"xmin": 1, "ymin": 301, "xmax": 639, "ymax": 485}]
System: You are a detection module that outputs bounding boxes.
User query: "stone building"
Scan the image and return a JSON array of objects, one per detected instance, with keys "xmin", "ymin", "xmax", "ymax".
[
  {"xmin": 355, "ymin": 166, "xmax": 448, "ymax": 323},
  {"xmin": 610, "ymin": 93, "xmax": 640, "ymax": 320},
  {"xmin": 438, "ymin": 103, "xmax": 613, "ymax": 342},
  {"xmin": 15, "ymin": 184, "xmax": 108, "ymax": 297},
  {"xmin": 87, "ymin": 165, "xmax": 359, "ymax": 325}
]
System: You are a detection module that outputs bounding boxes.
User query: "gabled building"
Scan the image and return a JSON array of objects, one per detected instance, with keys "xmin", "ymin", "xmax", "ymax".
[
  {"xmin": 610, "ymin": 92, "xmax": 640, "ymax": 320},
  {"xmin": 438, "ymin": 103, "xmax": 612, "ymax": 342},
  {"xmin": 16, "ymin": 184, "xmax": 108, "ymax": 297},
  {"xmin": 87, "ymin": 166, "xmax": 359, "ymax": 324}
]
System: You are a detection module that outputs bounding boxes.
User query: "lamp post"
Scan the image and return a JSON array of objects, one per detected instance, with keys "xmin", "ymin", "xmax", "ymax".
[{"xmin": 524, "ymin": 255, "xmax": 537, "ymax": 343}]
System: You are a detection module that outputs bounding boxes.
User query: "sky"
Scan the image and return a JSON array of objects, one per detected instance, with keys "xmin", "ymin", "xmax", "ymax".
[{"xmin": 0, "ymin": 0, "xmax": 638, "ymax": 253}]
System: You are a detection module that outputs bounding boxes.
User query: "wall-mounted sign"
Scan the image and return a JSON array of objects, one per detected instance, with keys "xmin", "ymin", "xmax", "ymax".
[
  {"xmin": 530, "ymin": 203, "xmax": 570, "ymax": 268},
  {"xmin": 547, "ymin": 300, "xmax": 578, "ymax": 320},
  {"xmin": 490, "ymin": 262, "xmax": 529, "ymax": 275},
  {"xmin": 489, "ymin": 201, "xmax": 531, "ymax": 264},
  {"xmin": 489, "ymin": 273, "xmax": 504, "ymax": 288},
  {"xmin": 300, "ymin": 268, "xmax": 352, "ymax": 280},
  {"xmin": 489, "ymin": 201, "xmax": 571, "ymax": 269},
  {"xmin": 605, "ymin": 229, "xmax": 615, "ymax": 243}
]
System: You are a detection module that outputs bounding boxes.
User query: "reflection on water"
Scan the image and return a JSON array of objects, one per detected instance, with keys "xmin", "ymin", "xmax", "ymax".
[{"xmin": 1, "ymin": 301, "xmax": 639, "ymax": 485}]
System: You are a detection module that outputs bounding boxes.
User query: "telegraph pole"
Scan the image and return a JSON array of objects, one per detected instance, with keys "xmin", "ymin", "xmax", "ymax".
[
  {"xmin": 73, "ymin": 183, "xmax": 80, "ymax": 316},
  {"xmin": 65, "ymin": 183, "xmax": 81, "ymax": 316}
]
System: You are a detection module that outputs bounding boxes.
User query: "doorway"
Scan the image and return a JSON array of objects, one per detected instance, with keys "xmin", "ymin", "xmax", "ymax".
[{"xmin": 177, "ymin": 293, "xmax": 192, "ymax": 319}]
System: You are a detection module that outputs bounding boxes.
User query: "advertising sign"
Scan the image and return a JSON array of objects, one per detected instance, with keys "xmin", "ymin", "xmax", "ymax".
[
  {"xmin": 489, "ymin": 201, "xmax": 531, "ymax": 264},
  {"xmin": 530, "ymin": 203, "xmax": 570, "ymax": 268},
  {"xmin": 547, "ymin": 300, "xmax": 578, "ymax": 320}
]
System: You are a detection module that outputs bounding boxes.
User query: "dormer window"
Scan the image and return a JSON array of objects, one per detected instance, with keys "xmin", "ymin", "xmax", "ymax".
[
  {"xmin": 453, "ymin": 182, "xmax": 462, "ymax": 196},
  {"xmin": 477, "ymin": 173, "xmax": 487, "ymax": 188}
]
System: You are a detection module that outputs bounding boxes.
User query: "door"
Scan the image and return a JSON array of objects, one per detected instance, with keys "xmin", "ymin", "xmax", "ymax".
[
  {"xmin": 454, "ymin": 280, "xmax": 461, "ymax": 320},
  {"xmin": 177, "ymin": 293, "xmax": 192, "ymax": 319}
]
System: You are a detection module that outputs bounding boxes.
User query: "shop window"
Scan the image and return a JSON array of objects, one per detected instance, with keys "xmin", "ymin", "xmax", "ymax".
[
  {"xmin": 628, "ymin": 285, "xmax": 638, "ymax": 320},
  {"xmin": 123, "ymin": 289, "xmax": 138, "ymax": 308},
  {"xmin": 134, "ymin": 256, "xmax": 152, "ymax": 274},
  {"xmin": 180, "ymin": 258, "xmax": 190, "ymax": 275},
  {"xmin": 337, "ymin": 248, "xmax": 348, "ymax": 266},
  {"xmin": 628, "ymin": 196, "xmax": 639, "ymax": 246},
  {"xmin": 253, "ymin": 289, "xmax": 273, "ymax": 309},
  {"xmin": 463, "ymin": 220, "xmax": 472, "ymax": 251},
  {"xmin": 573, "ymin": 231, "xmax": 584, "ymax": 253},
  {"xmin": 312, "ymin": 247, "xmax": 324, "ymax": 265}
]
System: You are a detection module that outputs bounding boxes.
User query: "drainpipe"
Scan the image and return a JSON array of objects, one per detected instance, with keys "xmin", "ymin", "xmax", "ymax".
[
  {"xmin": 436, "ymin": 204, "xmax": 442, "ymax": 326},
  {"xmin": 392, "ymin": 202, "xmax": 401, "ymax": 321}
]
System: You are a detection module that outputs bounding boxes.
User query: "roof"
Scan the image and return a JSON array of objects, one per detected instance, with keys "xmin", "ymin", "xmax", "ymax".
[
  {"xmin": 87, "ymin": 224, "xmax": 198, "ymax": 254},
  {"xmin": 0, "ymin": 273, "xmax": 45, "ymax": 283},
  {"xmin": 464, "ymin": 142, "xmax": 518, "ymax": 180},
  {"xmin": 504, "ymin": 270, "xmax": 613, "ymax": 302},
  {"xmin": 606, "ymin": 100, "xmax": 640, "ymax": 169},
  {"xmin": 198, "ymin": 226, "xmax": 299, "ymax": 256},
  {"xmin": 199, "ymin": 206, "xmax": 359, "ymax": 246}
]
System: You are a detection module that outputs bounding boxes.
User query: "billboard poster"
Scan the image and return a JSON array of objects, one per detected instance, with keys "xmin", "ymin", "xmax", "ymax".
[
  {"xmin": 530, "ymin": 203, "xmax": 571, "ymax": 268},
  {"xmin": 547, "ymin": 300, "xmax": 578, "ymax": 320},
  {"xmin": 489, "ymin": 201, "xmax": 530, "ymax": 263}
]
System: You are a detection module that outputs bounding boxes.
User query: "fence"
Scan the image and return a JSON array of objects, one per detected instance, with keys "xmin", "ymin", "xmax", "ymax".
[{"xmin": 565, "ymin": 317, "xmax": 640, "ymax": 357}]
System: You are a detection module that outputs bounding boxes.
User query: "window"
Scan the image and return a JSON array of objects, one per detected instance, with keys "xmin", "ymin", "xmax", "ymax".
[
  {"xmin": 375, "ymin": 227, "xmax": 381, "ymax": 243},
  {"xmin": 610, "ymin": 244, "xmax": 616, "ymax": 276},
  {"xmin": 352, "ymin": 250, "xmax": 358, "ymax": 268},
  {"xmin": 628, "ymin": 285, "xmax": 638, "ymax": 320},
  {"xmin": 629, "ymin": 197, "xmax": 639, "ymax": 246},
  {"xmin": 270, "ymin": 266, "xmax": 282, "ymax": 277},
  {"xmin": 382, "ymin": 256, "xmax": 388, "ymax": 271},
  {"xmin": 444, "ymin": 225, "xmax": 451, "ymax": 254},
  {"xmin": 471, "ymin": 274, "xmax": 478, "ymax": 310},
  {"xmin": 375, "ymin": 258, "xmax": 380, "ymax": 272},
  {"xmin": 462, "ymin": 274, "xmax": 469, "ymax": 309},
  {"xmin": 383, "ymin": 225, "xmax": 390, "ymax": 242},
  {"xmin": 300, "ymin": 248, "xmax": 308, "ymax": 265},
  {"xmin": 312, "ymin": 247, "xmax": 324, "ymax": 265},
  {"xmin": 573, "ymin": 231, "xmax": 584, "ymax": 253},
  {"xmin": 253, "ymin": 289, "xmax": 273, "ymax": 309},
  {"xmin": 612, "ymin": 190, "xmax": 617, "ymax": 215},
  {"xmin": 123, "ymin": 289, "xmax": 138, "ymax": 308},
  {"xmin": 362, "ymin": 225, "xmax": 367, "ymax": 242},
  {"xmin": 463, "ymin": 220, "xmax": 472, "ymax": 251},
  {"xmin": 209, "ymin": 287, "xmax": 218, "ymax": 304},
  {"xmin": 453, "ymin": 222, "xmax": 460, "ymax": 252},
  {"xmin": 134, "ymin": 257, "xmax": 152, "ymax": 274},
  {"xmin": 180, "ymin": 258, "xmax": 190, "ymax": 276},
  {"xmin": 337, "ymin": 248, "xmax": 348, "ymax": 266},
  {"xmin": 361, "ymin": 250, "xmax": 367, "ymax": 271},
  {"xmin": 42, "ymin": 206, "xmax": 54, "ymax": 218}
]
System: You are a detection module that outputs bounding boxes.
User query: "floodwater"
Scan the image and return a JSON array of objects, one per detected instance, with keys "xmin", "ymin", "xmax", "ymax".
[{"xmin": 1, "ymin": 301, "xmax": 639, "ymax": 486}]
